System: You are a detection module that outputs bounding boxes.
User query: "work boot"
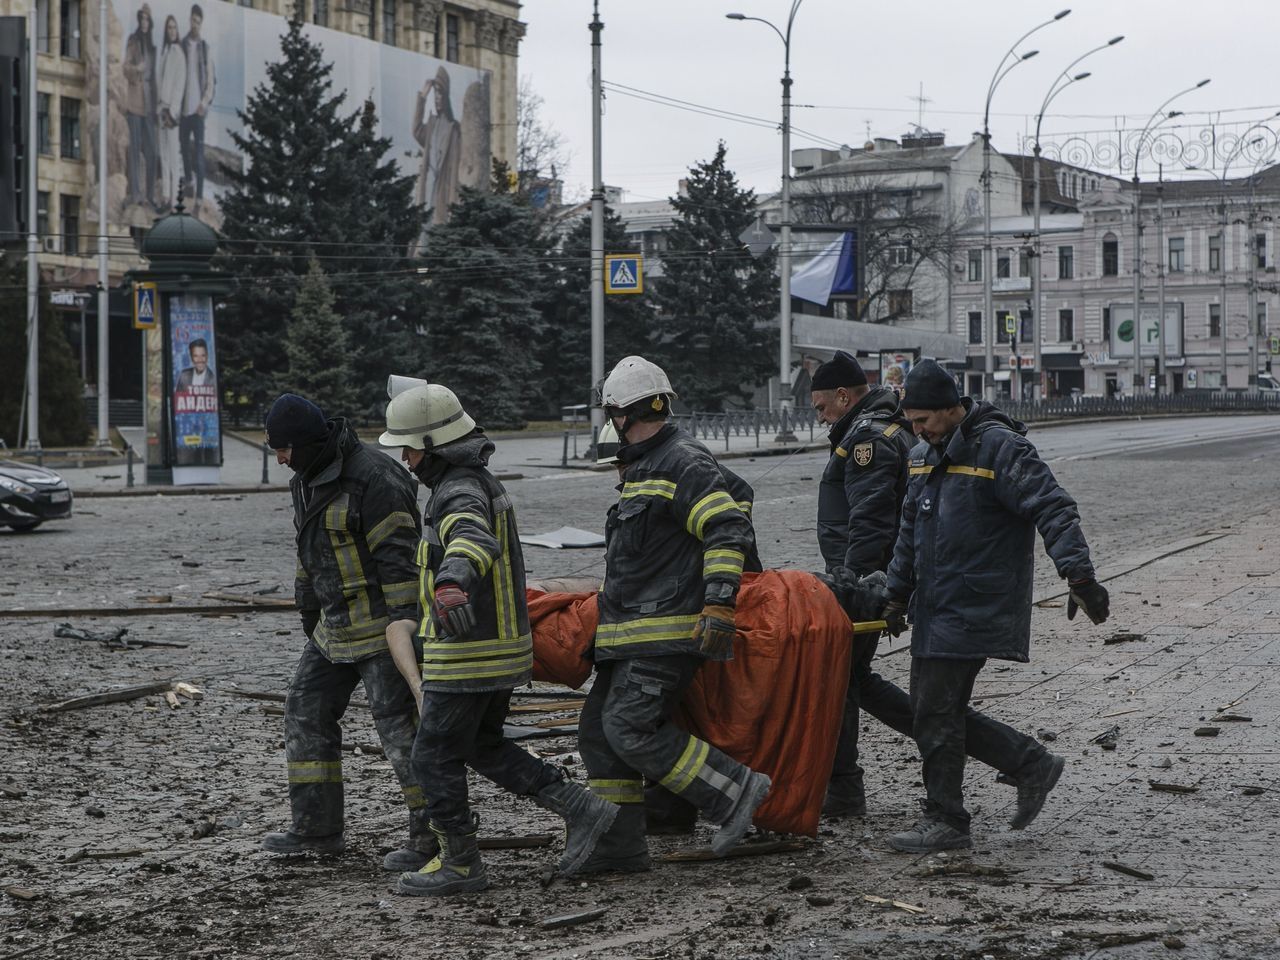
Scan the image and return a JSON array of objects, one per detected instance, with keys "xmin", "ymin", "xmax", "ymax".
[
  {"xmin": 396, "ymin": 818, "xmax": 489, "ymax": 897},
  {"xmin": 887, "ymin": 817, "xmax": 972, "ymax": 853},
  {"xmin": 535, "ymin": 774, "xmax": 619, "ymax": 875},
  {"xmin": 261, "ymin": 830, "xmax": 345, "ymax": 857},
  {"xmin": 576, "ymin": 805, "xmax": 652, "ymax": 875},
  {"xmin": 821, "ymin": 774, "xmax": 867, "ymax": 819},
  {"xmin": 1009, "ymin": 753, "xmax": 1066, "ymax": 830},
  {"xmin": 711, "ymin": 771, "xmax": 772, "ymax": 857},
  {"xmin": 644, "ymin": 784, "xmax": 697, "ymax": 836},
  {"xmin": 381, "ymin": 833, "xmax": 440, "ymax": 872}
]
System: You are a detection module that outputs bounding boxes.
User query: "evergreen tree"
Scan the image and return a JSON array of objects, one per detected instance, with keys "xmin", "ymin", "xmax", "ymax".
[
  {"xmin": 284, "ymin": 260, "xmax": 357, "ymax": 414},
  {"xmin": 651, "ymin": 142, "xmax": 776, "ymax": 410},
  {"xmin": 0, "ymin": 263, "xmax": 87, "ymax": 447},
  {"xmin": 418, "ymin": 177, "xmax": 555, "ymax": 429},
  {"xmin": 217, "ymin": 18, "xmax": 423, "ymax": 420}
]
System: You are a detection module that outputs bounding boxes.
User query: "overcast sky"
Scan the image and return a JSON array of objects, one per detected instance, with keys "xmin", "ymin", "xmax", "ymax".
[{"xmin": 519, "ymin": 0, "xmax": 1280, "ymax": 204}]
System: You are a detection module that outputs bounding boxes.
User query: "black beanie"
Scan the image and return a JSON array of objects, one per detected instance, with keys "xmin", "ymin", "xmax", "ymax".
[
  {"xmin": 265, "ymin": 394, "xmax": 328, "ymax": 449},
  {"xmin": 810, "ymin": 350, "xmax": 868, "ymax": 391},
  {"xmin": 900, "ymin": 360, "xmax": 961, "ymax": 410}
]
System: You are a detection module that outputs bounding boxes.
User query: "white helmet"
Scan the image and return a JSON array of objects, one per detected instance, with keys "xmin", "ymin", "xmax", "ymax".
[
  {"xmin": 595, "ymin": 421, "xmax": 621, "ymax": 465},
  {"xmin": 379, "ymin": 383, "xmax": 476, "ymax": 450},
  {"xmin": 599, "ymin": 356, "xmax": 678, "ymax": 410}
]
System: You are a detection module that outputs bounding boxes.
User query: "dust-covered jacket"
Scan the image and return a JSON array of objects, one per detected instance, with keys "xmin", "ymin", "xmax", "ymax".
[{"xmin": 292, "ymin": 419, "xmax": 421, "ymax": 663}]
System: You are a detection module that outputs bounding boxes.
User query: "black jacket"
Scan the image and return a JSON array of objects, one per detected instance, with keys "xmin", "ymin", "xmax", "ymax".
[
  {"xmin": 886, "ymin": 400, "xmax": 1096, "ymax": 661},
  {"xmin": 292, "ymin": 419, "xmax": 421, "ymax": 663},
  {"xmin": 596, "ymin": 424, "xmax": 755, "ymax": 662},
  {"xmin": 415, "ymin": 433, "xmax": 532, "ymax": 692},
  {"xmin": 816, "ymin": 387, "xmax": 914, "ymax": 576}
]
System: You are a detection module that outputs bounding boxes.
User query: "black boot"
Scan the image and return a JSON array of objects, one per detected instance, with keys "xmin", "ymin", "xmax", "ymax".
[
  {"xmin": 261, "ymin": 830, "xmax": 344, "ymax": 857},
  {"xmin": 382, "ymin": 833, "xmax": 439, "ymax": 872},
  {"xmin": 396, "ymin": 817, "xmax": 489, "ymax": 897},
  {"xmin": 535, "ymin": 775, "xmax": 619, "ymax": 875},
  {"xmin": 711, "ymin": 771, "xmax": 771, "ymax": 856},
  {"xmin": 1009, "ymin": 753, "xmax": 1065, "ymax": 830},
  {"xmin": 575, "ymin": 804, "xmax": 651, "ymax": 875},
  {"xmin": 822, "ymin": 773, "xmax": 867, "ymax": 818}
]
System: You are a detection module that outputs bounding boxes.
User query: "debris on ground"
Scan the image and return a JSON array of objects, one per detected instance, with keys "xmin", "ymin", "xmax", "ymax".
[
  {"xmin": 1092, "ymin": 725, "xmax": 1121, "ymax": 750},
  {"xmin": 53, "ymin": 623, "xmax": 189, "ymax": 650},
  {"xmin": 660, "ymin": 839, "xmax": 809, "ymax": 863},
  {"xmin": 1148, "ymin": 781, "xmax": 1198, "ymax": 794},
  {"xmin": 1036, "ymin": 728, "xmax": 1058, "ymax": 742},
  {"xmin": 1102, "ymin": 861, "xmax": 1155, "ymax": 881},
  {"xmin": 862, "ymin": 895, "xmax": 926, "ymax": 914},
  {"xmin": 1193, "ymin": 727, "xmax": 1220, "ymax": 737},
  {"xmin": 1104, "ymin": 632, "xmax": 1145, "ymax": 645},
  {"xmin": 917, "ymin": 863, "xmax": 1018, "ymax": 879},
  {"xmin": 540, "ymin": 908, "xmax": 607, "ymax": 930},
  {"xmin": 1212, "ymin": 713, "xmax": 1252, "ymax": 722},
  {"xmin": 39, "ymin": 680, "xmax": 178, "ymax": 714}
]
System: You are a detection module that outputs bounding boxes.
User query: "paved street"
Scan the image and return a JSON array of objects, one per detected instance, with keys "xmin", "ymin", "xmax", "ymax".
[{"xmin": 1, "ymin": 413, "xmax": 1279, "ymax": 959}]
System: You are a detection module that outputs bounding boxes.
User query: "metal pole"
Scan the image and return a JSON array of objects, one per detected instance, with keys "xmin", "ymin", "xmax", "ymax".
[
  {"xmin": 1032, "ymin": 143, "xmax": 1042, "ymax": 400},
  {"xmin": 25, "ymin": 0, "xmax": 40, "ymax": 449},
  {"xmin": 1156, "ymin": 179, "xmax": 1166, "ymax": 394},
  {"xmin": 96, "ymin": 0, "xmax": 110, "ymax": 446},
  {"xmin": 1220, "ymin": 190, "xmax": 1229, "ymax": 392},
  {"xmin": 982, "ymin": 131, "xmax": 994, "ymax": 400},
  {"xmin": 1248, "ymin": 206, "xmax": 1259, "ymax": 392},
  {"xmin": 778, "ymin": 59, "xmax": 793, "ymax": 418},
  {"xmin": 588, "ymin": 3, "xmax": 605, "ymax": 442},
  {"xmin": 1132, "ymin": 173, "xmax": 1142, "ymax": 394}
]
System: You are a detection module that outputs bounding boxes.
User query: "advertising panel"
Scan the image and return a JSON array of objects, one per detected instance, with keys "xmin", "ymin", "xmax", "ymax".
[
  {"xmin": 878, "ymin": 349, "xmax": 918, "ymax": 397},
  {"xmin": 169, "ymin": 294, "xmax": 220, "ymax": 468},
  {"xmin": 1108, "ymin": 303, "xmax": 1184, "ymax": 358}
]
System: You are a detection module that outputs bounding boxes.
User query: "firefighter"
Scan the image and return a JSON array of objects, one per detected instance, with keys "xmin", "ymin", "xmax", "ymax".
[
  {"xmin": 260, "ymin": 394, "xmax": 432, "ymax": 872},
  {"xmin": 810, "ymin": 350, "xmax": 916, "ymax": 818},
  {"xmin": 576, "ymin": 357, "xmax": 772, "ymax": 872},
  {"xmin": 881, "ymin": 360, "xmax": 1109, "ymax": 852},
  {"xmin": 380, "ymin": 383, "xmax": 617, "ymax": 896}
]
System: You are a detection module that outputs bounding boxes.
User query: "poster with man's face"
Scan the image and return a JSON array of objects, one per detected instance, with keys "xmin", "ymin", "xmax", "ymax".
[
  {"xmin": 879, "ymin": 351, "xmax": 917, "ymax": 397},
  {"xmin": 170, "ymin": 295, "xmax": 219, "ymax": 464}
]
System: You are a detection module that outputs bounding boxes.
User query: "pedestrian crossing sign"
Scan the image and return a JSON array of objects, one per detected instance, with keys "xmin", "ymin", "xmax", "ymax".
[
  {"xmin": 605, "ymin": 255, "xmax": 644, "ymax": 295},
  {"xmin": 133, "ymin": 282, "xmax": 158, "ymax": 330}
]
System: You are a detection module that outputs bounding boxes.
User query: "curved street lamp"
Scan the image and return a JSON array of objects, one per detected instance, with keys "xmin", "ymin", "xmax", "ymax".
[
  {"xmin": 1029, "ymin": 36, "xmax": 1123, "ymax": 400},
  {"xmin": 981, "ymin": 9, "xmax": 1070, "ymax": 402},
  {"xmin": 1130, "ymin": 79, "xmax": 1210, "ymax": 395},
  {"xmin": 727, "ymin": 2, "xmax": 804, "ymax": 438}
]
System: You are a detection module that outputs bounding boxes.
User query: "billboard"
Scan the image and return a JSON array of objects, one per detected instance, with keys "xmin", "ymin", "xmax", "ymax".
[
  {"xmin": 1108, "ymin": 303, "xmax": 1184, "ymax": 358},
  {"xmin": 878, "ymin": 349, "xmax": 917, "ymax": 398},
  {"xmin": 169, "ymin": 294, "xmax": 220, "ymax": 466},
  {"xmin": 87, "ymin": 2, "xmax": 491, "ymax": 232}
]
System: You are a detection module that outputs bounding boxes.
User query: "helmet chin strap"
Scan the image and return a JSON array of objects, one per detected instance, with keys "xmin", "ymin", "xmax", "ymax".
[{"xmin": 613, "ymin": 394, "xmax": 669, "ymax": 444}]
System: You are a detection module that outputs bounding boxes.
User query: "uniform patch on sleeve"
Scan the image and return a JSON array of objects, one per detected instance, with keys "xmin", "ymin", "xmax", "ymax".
[{"xmin": 852, "ymin": 442, "xmax": 874, "ymax": 467}]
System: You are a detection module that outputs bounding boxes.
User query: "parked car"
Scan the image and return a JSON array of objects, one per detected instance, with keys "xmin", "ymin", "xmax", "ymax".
[
  {"xmin": 0, "ymin": 460, "xmax": 73, "ymax": 532},
  {"xmin": 1257, "ymin": 373, "xmax": 1280, "ymax": 393}
]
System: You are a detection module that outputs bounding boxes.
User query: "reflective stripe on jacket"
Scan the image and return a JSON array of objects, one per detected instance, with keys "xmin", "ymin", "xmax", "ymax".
[
  {"xmin": 292, "ymin": 420, "xmax": 421, "ymax": 663},
  {"xmin": 885, "ymin": 399, "xmax": 1096, "ymax": 662},
  {"xmin": 416, "ymin": 464, "xmax": 532, "ymax": 692},
  {"xmin": 596, "ymin": 424, "xmax": 755, "ymax": 662}
]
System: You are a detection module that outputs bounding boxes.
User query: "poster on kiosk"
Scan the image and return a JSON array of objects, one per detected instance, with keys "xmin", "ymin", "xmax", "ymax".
[{"xmin": 169, "ymin": 296, "xmax": 222, "ymax": 485}]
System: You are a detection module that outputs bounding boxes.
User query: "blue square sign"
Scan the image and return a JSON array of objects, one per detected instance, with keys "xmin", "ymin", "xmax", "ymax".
[{"xmin": 605, "ymin": 255, "xmax": 643, "ymax": 295}]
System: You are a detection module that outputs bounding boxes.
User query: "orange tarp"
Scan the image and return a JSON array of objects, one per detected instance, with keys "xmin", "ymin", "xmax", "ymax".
[{"xmin": 527, "ymin": 570, "xmax": 853, "ymax": 837}]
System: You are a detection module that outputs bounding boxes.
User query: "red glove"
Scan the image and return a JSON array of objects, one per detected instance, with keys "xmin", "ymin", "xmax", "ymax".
[{"xmin": 433, "ymin": 584, "xmax": 476, "ymax": 638}]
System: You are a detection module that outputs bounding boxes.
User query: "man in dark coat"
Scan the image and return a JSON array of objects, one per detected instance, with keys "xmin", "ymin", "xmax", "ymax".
[{"xmin": 881, "ymin": 360, "xmax": 1110, "ymax": 852}]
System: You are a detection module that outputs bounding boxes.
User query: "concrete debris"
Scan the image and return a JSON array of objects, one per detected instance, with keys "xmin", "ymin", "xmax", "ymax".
[
  {"xmin": 1092, "ymin": 725, "xmax": 1120, "ymax": 750},
  {"xmin": 540, "ymin": 907, "xmax": 606, "ymax": 930},
  {"xmin": 1193, "ymin": 727, "xmax": 1220, "ymax": 737},
  {"xmin": 1104, "ymin": 632, "xmax": 1145, "ymax": 645}
]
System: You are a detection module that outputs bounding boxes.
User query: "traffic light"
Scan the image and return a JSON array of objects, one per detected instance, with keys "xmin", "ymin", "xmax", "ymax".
[{"xmin": 0, "ymin": 17, "xmax": 28, "ymax": 243}]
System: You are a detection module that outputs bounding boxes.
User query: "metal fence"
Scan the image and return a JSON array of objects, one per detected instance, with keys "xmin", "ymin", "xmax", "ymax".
[{"xmin": 672, "ymin": 407, "xmax": 821, "ymax": 447}]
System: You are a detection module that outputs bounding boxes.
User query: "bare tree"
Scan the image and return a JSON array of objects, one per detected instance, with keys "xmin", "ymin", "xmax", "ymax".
[{"xmin": 517, "ymin": 77, "xmax": 570, "ymax": 194}]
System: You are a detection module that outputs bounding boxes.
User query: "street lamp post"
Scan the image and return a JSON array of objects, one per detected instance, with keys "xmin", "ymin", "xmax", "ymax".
[
  {"xmin": 982, "ymin": 8, "xmax": 1069, "ymax": 402},
  {"xmin": 1245, "ymin": 147, "xmax": 1278, "ymax": 391},
  {"xmin": 1130, "ymin": 81, "xmax": 1210, "ymax": 396},
  {"xmin": 728, "ymin": 2, "xmax": 803, "ymax": 439},
  {"xmin": 1032, "ymin": 36, "xmax": 1122, "ymax": 401}
]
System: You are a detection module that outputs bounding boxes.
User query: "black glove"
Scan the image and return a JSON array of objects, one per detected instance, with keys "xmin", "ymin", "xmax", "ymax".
[
  {"xmin": 300, "ymin": 609, "xmax": 320, "ymax": 640},
  {"xmin": 433, "ymin": 583, "xmax": 477, "ymax": 638},
  {"xmin": 1067, "ymin": 579, "xmax": 1110, "ymax": 625},
  {"xmin": 882, "ymin": 599, "xmax": 909, "ymax": 637}
]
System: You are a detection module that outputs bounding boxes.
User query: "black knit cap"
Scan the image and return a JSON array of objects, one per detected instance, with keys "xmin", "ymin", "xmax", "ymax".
[
  {"xmin": 900, "ymin": 359, "xmax": 961, "ymax": 410},
  {"xmin": 810, "ymin": 350, "xmax": 868, "ymax": 391},
  {"xmin": 265, "ymin": 394, "xmax": 328, "ymax": 449}
]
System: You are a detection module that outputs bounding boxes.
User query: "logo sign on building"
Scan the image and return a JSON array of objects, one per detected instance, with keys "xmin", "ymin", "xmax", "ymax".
[
  {"xmin": 605, "ymin": 255, "xmax": 644, "ymax": 295},
  {"xmin": 1108, "ymin": 303, "xmax": 1184, "ymax": 358},
  {"xmin": 1270, "ymin": 335, "xmax": 1280, "ymax": 356},
  {"xmin": 133, "ymin": 282, "xmax": 158, "ymax": 330}
]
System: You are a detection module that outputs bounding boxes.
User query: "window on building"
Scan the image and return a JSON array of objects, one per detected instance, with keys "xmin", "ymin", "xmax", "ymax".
[
  {"xmin": 887, "ymin": 289, "xmax": 913, "ymax": 316},
  {"xmin": 36, "ymin": 191, "xmax": 50, "ymax": 239},
  {"xmin": 382, "ymin": 0, "xmax": 396, "ymax": 44},
  {"xmin": 59, "ymin": 0, "xmax": 80, "ymax": 58},
  {"xmin": 1168, "ymin": 236, "xmax": 1185, "ymax": 273},
  {"xmin": 997, "ymin": 251, "xmax": 1010, "ymax": 279},
  {"xmin": 59, "ymin": 97, "xmax": 80, "ymax": 159},
  {"xmin": 1258, "ymin": 302, "xmax": 1268, "ymax": 337},
  {"xmin": 1072, "ymin": 174, "xmax": 1078, "ymax": 197},
  {"xmin": 1209, "ymin": 303, "xmax": 1221, "ymax": 339},
  {"xmin": 1020, "ymin": 309, "xmax": 1033, "ymax": 343},
  {"xmin": 1102, "ymin": 236, "xmax": 1118, "ymax": 276},
  {"xmin": 445, "ymin": 12, "xmax": 460, "ymax": 62},
  {"xmin": 1058, "ymin": 308, "xmax": 1075, "ymax": 342},
  {"xmin": 1103, "ymin": 306, "xmax": 1111, "ymax": 342},
  {"xmin": 997, "ymin": 310, "xmax": 1013, "ymax": 344},
  {"xmin": 36, "ymin": 0, "xmax": 51, "ymax": 52},
  {"xmin": 1058, "ymin": 245, "xmax": 1074, "ymax": 280},
  {"xmin": 1018, "ymin": 250, "xmax": 1031, "ymax": 278},
  {"xmin": 888, "ymin": 241, "xmax": 913, "ymax": 266},
  {"xmin": 237, "ymin": 0, "xmax": 252, "ymax": 6},
  {"xmin": 1209, "ymin": 233, "xmax": 1222, "ymax": 273},
  {"xmin": 60, "ymin": 194, "xmax": 79, "ymax": 255},
  {"xmin": 968, "ymin": 311, "xmax": 983, "ymax": 345},
  {"xmin": 36, "ymin": 93, "xmax": 51, "ymax": 155},
  {"xmin": 967, "ymin": 249, "xmax": 982, "ymax": 282},
  {"xmin": 367, "ymin": 0, "xmax": 376, "ymax": 37},
  {"xmin": 1257, "ymin": 233, "xmax": 1267, "ymax": 270},
  {"xmin": 312, "ymin": 0, "xmax": 328, "ymax": 25}
]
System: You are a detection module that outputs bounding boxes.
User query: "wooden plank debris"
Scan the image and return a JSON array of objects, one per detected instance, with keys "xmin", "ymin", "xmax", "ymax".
[
  {"xmin": 4, "ymin": 886, "xmax": 39, "ymax": 901},
  {"xmin": 202, "ymin": 591, "xmax": 294, "ymax": 607},
  {"xmin": 507, "ymin": 700, "xmax": 586, "ymax": 714},
  {"xmin": 540, "ymin": 907, "xmax": 606, "ymax": 930},
  {"xmin": 1102, "ymin": 861, "xmax": 1155, "ymax": 881},
  {"xmin": 39, "ymin": 680, "xmax": 177, "ymax": 714},
  {"xmin": 1148, "ymin": 781, "xmax": 1198, "ymax": 794},
  {"xmin": 862, "ymin": 894, "xmax": 926, "ymax": 914},
  {"xmin": 660, "ymin": 839, "xmax": 809, "ymax": 863}
]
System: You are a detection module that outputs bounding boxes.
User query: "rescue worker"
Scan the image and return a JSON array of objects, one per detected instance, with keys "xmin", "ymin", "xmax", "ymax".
[
  {"xmin": 881, "ymin": 360, "xmax": 1110, "ymax": 852},
  {"xmin": 577, "ymin": 356, "xmax": 772, "ymax": 872},
  {"xmin": 260, "ymin": 394, "xmax": 432, "ymax": 871},
  {"xmin": 810, "ymin": 350, "xmax": 915, "ymax": 817},
  {"xmin": 594, "ymin": 421, "xmax": 762, "ymax": 836},
  {"xmin": 380, "ymin": 383, "xmax": 617, "ymax": 896}
]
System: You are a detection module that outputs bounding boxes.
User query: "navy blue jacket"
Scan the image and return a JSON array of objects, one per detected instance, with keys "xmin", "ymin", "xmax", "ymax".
[{"xmin": 886, "ymin": 400, "xmax": 1095, "ymax": 662}]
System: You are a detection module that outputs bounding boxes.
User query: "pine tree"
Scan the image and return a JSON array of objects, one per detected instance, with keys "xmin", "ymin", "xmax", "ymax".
[
  {"xmin": 284, "ymin": 260, "xmax": 357, "ymax": 415},
  {"xmin": 217, "ymin": 18, "xmax": 423, "ymax": 420},
  {"xmin": 651, "ymin": 142, "xmax": 776, "ymax": 410},
  {"xmin": 417, "ymin": 175, "xmax": 555, "ymax": 429}
]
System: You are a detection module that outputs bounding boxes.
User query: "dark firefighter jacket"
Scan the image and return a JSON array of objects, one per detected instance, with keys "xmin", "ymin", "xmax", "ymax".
[
  {"xmin": 885, "ymin": 399, "xmax": 1096, "ymax": 662},
  {"xmin": 596, "ymin": 423, "xmax": 755, "ymax": 662},
  {"xmin": 816, "ymin": 387, "xmax": 915, "ymax": 577},
  {"xmin": 292, "ymin": 419, "xmax": 421, "ymax": 663},
  {"xmin": 415, "ymin": 432, "xmax": 532, "ymax": 692}
]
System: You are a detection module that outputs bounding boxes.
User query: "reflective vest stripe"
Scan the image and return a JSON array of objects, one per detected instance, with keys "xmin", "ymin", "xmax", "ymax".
[
  {"xmin": 421, "ymin": 635, "xmax": 533, "ymax": 661},
  {"xmin": 835, "ymin": 447, "xmax": 848, "ymax": 458},
  {"xmin": 909, "ymin": 465, "xmax": 932, "ymax": 475},
  {"xmin": 382, "ymin": 579, "xmax": 418, "ymax": 608},
  {"xmin": 287, "ymin": 760, "xmax": 343, "ymax": 784},
  {"xmin": 595, "ymin": 614, "xmax": 701, "ymax": 649},
  {"xmin": 702, "ymin": 547, "xmax": 745, "ymax": 580},
  {"xmin": 443, "ymin": 537, "xmax": 494, "ymax": 575},
  {"xmin": 421, "ymin": 648, "xmax": 533, "ymax": 682},
  {"xmin": 439, "ymin": 511, "xmax": 491, "ymax": 540},
  {"xmin": 883, "ymin": 423, "xmax": 903, "ymax": 437},
  {"xmin": 366, "ymin": 509, "xmax": 417, "ymax": 552},
  {"xmin": 621, "ymin": 479, "xmax": 677, "ymax": 500},
  {"xmin": 946, "ymin": 464, "xmax": 996, "ymax": 480},
  {"xmin": 493, "ymin": 512, "xmax": 519, "ymax": 640},
  {"xmin": 402, "ymin": 784, "xmax": 428, "ymax": 810},
  {"xmin": 589, "ymin": 778, "xmax": 645, "ymax": 804},
  {"xmin": 659, "ymin": 735, "xmax": 710, "ymax": 795},
  {"xmin": 686, "ymin": 491, "xmax": 739, "ymax": 539}
]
